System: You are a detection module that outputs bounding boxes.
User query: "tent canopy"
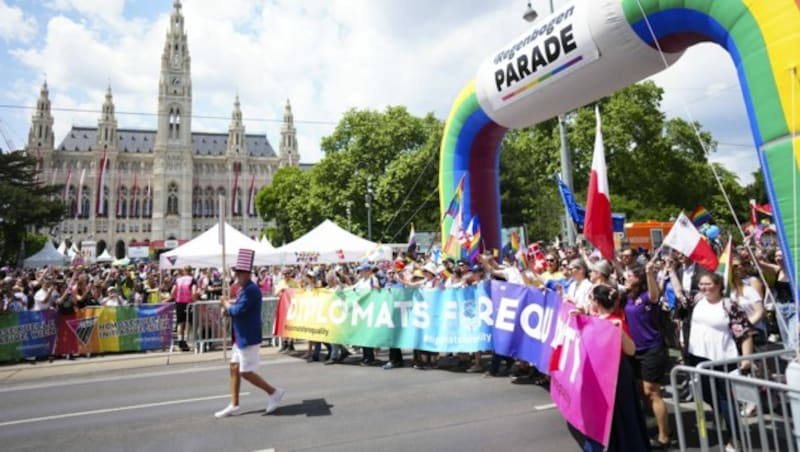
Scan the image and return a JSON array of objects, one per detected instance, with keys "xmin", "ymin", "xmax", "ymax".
[
  {"xmin": 159, "ymin": 222, "xmax": 274, "ymax": 270},
  {"xmin": 23, "ymin": 241, "xmax": 68, "ymax": 269},
  {"xmin": 96, "ymin": 249, "xmax": 113, "ymax": 263},
  {"xmin": 260, "ymin": 219, "xmax": 385, "ymax": 264}
]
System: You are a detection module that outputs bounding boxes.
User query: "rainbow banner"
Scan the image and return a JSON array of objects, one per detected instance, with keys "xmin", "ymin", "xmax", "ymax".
[
  {"xmin": 55, "ymin": 305, "xmax": 174, "ymax": 355},
  {"xmin": 278, "ymin": 286, "xmax": 493, "ymax": 353},
  {"xmin": 277, "ymin": 281, "xmax": 562, "ymax": 360},
  {"xmin": 0, "ymin": 310, "xmax": 58, "ymax": 361}
]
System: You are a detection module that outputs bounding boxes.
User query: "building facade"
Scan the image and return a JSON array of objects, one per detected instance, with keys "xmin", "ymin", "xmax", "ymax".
[{"xmin": 25, "ymin": 0, "xmax": 299, "ymax": 258}]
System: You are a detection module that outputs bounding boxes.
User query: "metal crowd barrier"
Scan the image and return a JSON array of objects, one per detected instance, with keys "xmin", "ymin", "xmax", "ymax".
[
  {"xmin": 187, "ymin": 296, "xmax": 279, "ymax": 353},
  {"xmin": 670, "ymin": 349, "xmax": 799, "ymax": 452}
]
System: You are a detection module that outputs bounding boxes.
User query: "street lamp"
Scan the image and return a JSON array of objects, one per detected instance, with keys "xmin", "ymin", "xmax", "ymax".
[
  {"xmin": 522, "ymin": 1, "xmax": 538, "ymax": 22},
  {"xmin": 523, "ymin": 0, "xmax": 575, "ymax": 245},
  {"xmin": 346, "ymin": 201, "xmax": 353, "ymax": 232},
  {"xmin": 365, "ymin": 177, "xmax": 374, "ymax": 240}
]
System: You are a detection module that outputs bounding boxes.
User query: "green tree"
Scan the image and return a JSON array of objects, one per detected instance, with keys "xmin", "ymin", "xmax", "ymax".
[
  {"xmin": 499, "ymin": 121, "xmax": 563, "ymax": 241},
  {"xmin": 499, "ymin": 81, "xmax": 750, "ymax": 241},
  {"xmin": 255, "ymin": 166, "xmax": 310, "ymax": 245},
  {"xmin": 0, "ymin": 152, "xmax": 65, "ymax": 265},
  {"xmin": 310, "ymin": 106, "xmax": 442, "ymax": 242}
]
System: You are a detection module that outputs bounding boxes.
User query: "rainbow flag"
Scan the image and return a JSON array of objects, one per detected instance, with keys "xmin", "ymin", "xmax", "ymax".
[
  {"xmin": 445, "ymin": 175, "xmax": 465, "ymax": 218},
  {"xmin": 716, "ymin": 238, "xmax": 733, "ymax": 295},
  {"xmin": 510, "ymin": 230, "xmax": 521, "ymax": 253},
  {"xmin": 466, "ymin": 216, "xmax": 482, "ymax": 262},
  {"xmin": 689, "ymin": 205, "xmax": 712, "ymax": 228}
]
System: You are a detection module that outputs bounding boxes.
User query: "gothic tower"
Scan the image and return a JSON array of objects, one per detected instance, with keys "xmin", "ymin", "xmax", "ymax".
[
  {"xmin": 152, "ymin": 0, "xmax": 193, "ymax": 240},
  {"xmin": 226, "ymin": 95, "xmax": 247, "ymax": 219},
  {"xmin": 279, "ymin": 99, "xmax": 298, "ymax": 167},
  {"xmin": 26, "ymin": 80, "xmax": 56, "ymax": 184},
  {"xmin": 96, "ymin": 85, "xmax": 118, "ymax": 151},
  {"xmin": 92, "ymin": 85, "xmax": 118, "ymax": 232}
]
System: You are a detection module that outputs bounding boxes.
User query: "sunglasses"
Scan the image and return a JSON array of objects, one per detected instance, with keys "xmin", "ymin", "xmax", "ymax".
[{"xmin": 546, "ymin": 258, "xmax": 556, "ymax": 262}]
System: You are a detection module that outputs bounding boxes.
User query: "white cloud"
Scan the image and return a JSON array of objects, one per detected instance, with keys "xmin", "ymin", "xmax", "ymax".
[
  {"xmin": 2, "ymin": 0, "xmax": 760, "ymax": 189},
  {"xmin": 0, "ymin": 0, "xmax": 37, "ymax": 44},
  {"xmin": 45, "ymin": 0, "xmax": 128, "ymax": 30}
]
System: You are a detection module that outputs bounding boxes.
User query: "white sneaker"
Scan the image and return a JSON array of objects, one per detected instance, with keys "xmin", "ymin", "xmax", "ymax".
[
  {"xmin": 266, "ymin": 388, "xmax": 285, "ymax": 414},
  {"xmin": 214, "ymin": 404, "xmax": 240, "ymax": 418}
]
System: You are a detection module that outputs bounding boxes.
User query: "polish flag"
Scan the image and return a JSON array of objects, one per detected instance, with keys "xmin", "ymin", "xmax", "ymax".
[
  {"xmin": 583, "ymin": 106, "xmax": 614, "ymax": 261},
  {"xmin": 663, "ymin": 213, "xmax": 719, "ymax": 271}
]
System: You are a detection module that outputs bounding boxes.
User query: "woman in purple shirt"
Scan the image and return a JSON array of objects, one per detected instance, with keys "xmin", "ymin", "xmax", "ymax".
[{"xmin": 623, "ymin": 261, "xmax": 672, "ymax": 449}]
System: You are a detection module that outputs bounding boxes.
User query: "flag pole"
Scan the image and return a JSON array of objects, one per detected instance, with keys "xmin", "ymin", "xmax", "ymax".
[{"xmin": 219, "ymin": 194, "xmax": 228, "ymax": 362}]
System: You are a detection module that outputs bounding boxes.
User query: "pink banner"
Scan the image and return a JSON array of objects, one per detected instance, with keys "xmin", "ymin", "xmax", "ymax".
[{"xmin": 548, "ymin": 303, "xmax": 621, "ymax": 447}]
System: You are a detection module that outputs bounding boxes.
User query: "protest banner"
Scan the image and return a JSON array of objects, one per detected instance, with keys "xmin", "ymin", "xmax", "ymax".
[
  {"xmin": 549, "ymin": 304, "xmax": 621, "ymax": 447},
  {"xmin": 488, "ymin": 280, "xmax": 560, "ymax": 369},
  {"xmin": 55, "ymin": 304, "xmax": 174, "ymax": 355},
  {"xmin": 0, "ymin": 310, "xmax": 58, "ymax": 361}
]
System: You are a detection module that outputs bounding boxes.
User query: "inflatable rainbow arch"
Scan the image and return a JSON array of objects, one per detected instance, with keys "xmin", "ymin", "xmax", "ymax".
[{"xmin": 440, "ymin": 0, "xmax": 800, "ymax": 295}]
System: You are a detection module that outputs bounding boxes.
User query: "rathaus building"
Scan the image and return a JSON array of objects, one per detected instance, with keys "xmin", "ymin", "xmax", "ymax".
[{"xmin": 24, "ymin": 0, "xmax": 299, "ymax": 258}]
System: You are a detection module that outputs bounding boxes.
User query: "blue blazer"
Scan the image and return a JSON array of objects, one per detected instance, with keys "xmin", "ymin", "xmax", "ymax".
[{"xmin": 227, "ymin": 281, "xmax": 262, "ymax": 348}]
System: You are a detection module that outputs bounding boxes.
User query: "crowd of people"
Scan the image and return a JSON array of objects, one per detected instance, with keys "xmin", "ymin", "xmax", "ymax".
[{"xmin": 1, "ymin": 234, "xmax": 797, "ymax": 449}]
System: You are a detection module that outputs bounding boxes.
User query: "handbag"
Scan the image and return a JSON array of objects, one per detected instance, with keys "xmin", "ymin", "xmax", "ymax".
[
  {"xmin": 654, "ymin": 301, "xmax": 681, "ymax": 350},
  {"xmin": 723, "ymin": 298, "xmax": 757, "ymax": 340}
]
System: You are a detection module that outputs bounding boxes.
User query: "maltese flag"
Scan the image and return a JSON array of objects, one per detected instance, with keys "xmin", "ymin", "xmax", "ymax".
[
  {"xmin": 663, "ymin": 213, "xmax": 719, "ymax": 271},
  {"xmin": 584, "ymin": 106, "xmax": 614, "ymax": 261}
]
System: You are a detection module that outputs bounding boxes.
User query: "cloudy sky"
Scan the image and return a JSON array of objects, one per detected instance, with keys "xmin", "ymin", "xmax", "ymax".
[{"xmin": 0, "ymin": 0, "xmax": 757, "ymax": 185}]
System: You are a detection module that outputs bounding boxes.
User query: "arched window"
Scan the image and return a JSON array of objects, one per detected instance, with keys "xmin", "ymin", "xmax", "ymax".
[
  {"xmin": 192, "ymin": 186, "xmax": 202, "ymax": 217},
  {"xmin": 143, "ymin": 188, "xmax": 151, "ymax": 218},
  {"xmin": 80, "ymin": 186, "xmax": 91, "ymax": 219},
  {"xmin": 167, "ymin": 182, "xmax": 179, "ymax": 215},
  {"xmin": 169, "ymin": 107, "xmax": 181, "ymax": 139},
  {"xmin": 233, "ymin": 187, "xmax": 243, "ymax": 217},
  {"xmin": 119, "ymin": 186, "xmax": 128, "ymax": 218},
  {"xmin": 100, "ymin": 186, "xmax": 109, "ymax": 217},
  {"xmin": 67, "ymin": 185, "xmax": 77, "ymax": 217},
  {"xmin": 204, "ymin": 186, "xmax": 214, "ymax": 217},
  {"xmin": 130, "ymin": 187, "xmax": 140, "ymax": 217}
]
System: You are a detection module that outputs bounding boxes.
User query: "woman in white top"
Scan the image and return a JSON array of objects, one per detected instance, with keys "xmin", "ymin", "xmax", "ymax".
[
  {"xmin": 563, "ymin": 258, "xmax": 593, "ymax": 313},
  {"xmin": 686, "ymin": 272, "xmax": 737, "ymax": 451},
  {"xmin": 103, "ymin": 287, "xmax": 126, "ymax": 307}
]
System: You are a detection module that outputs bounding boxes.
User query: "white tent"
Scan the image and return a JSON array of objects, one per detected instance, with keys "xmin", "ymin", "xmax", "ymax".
[
  {"xmin": 67, "ymin": 243, "xmax": 79, "ymax": 258},
  {"xmin": 96, "ymin": 249, "xmax": 113, "ymax": 263},
  {"xmin": 260, "ymin": 219, "xmax": 383, "ymax": 264},
  {"xmin": 56, "ymin": 241, "xmax": 67, "ymax": 255},
  {"xmin": 159, "ymin": 222, "xmax": 274, "ymax": 270},
  {"xmin": 259, "ymin": 235, "xmax": 275, "ymax": 250},
  {"xmin": 23, "ymin": 241, "xmax": 68, "ymax": 269}
]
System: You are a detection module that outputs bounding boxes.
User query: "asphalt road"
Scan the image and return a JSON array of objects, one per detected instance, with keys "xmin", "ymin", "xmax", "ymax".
[{"xmin": 0, "ymin": 350, "xmax": 578, "ymax": 452}]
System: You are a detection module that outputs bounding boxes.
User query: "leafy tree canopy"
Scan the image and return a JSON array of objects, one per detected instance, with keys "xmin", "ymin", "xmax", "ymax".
[{"xmin": 0, "ymin": 151, "xmax": 65, "ymax": 265}]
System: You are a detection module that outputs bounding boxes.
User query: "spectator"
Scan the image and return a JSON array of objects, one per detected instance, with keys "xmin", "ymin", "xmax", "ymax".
[
  {"xmin": 681, "ymin": 272, "xmax": 738, "ymax": 452},
  {"xmin": 578, "ymin": 284, "xmax": 649, "ymax": 451},
  {"xmin": 622, "ymin": 262, "xmax": 671, "ymax": 449}
]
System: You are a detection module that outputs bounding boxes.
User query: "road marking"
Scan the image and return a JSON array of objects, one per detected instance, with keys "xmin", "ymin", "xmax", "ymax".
[
  {"xmin": 253, "ymin": 449, "xmax": 275, "ymax": 452},
  {"xmin": 0, "ymin": 357, "xmax": 298, "ymax": 393},
  {"xmin": 0, "ymin": 392, "xmax": 250, "ymax": 427},
  {"xmin": 534, "ymin": 403, "xmax": 556, "ymax": 411}
]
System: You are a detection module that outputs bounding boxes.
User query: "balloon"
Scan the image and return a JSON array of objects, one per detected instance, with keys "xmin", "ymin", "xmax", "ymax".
[{"xmin": 705, "ymin": 225, "xmax": 720, "ymax": 240}]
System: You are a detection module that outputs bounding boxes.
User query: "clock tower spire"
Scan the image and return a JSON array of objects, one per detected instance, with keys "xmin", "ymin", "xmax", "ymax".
[{"xmin": 153, "ymin": 0, "xmax": 193, "ymax": 241}]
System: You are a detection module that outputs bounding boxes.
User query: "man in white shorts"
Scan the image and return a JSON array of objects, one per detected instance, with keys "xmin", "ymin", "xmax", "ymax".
[{"xmin": 215, "ymin": 248, "xmax": 285, "ymax": 418}]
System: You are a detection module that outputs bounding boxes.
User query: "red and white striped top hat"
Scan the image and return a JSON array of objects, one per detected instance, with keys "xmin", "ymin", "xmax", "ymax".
[{"xmin": 233, "ymin": 248, "xmax": 255, "ymax": 273}]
